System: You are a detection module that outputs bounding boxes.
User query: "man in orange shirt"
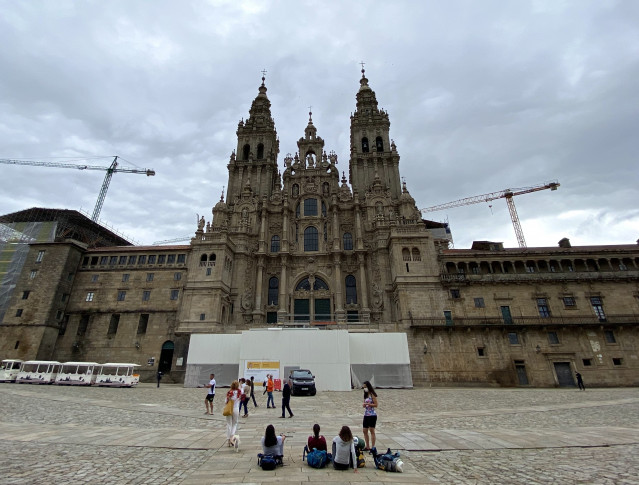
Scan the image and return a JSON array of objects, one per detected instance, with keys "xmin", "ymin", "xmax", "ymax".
[{"xmin": 266, "ymin": 374, "xmax": 275, "ymax": 408}]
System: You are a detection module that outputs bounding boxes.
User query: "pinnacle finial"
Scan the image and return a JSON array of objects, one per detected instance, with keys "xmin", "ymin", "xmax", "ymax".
[
  {"xmin": 221, "ymin": 187, "xmax": 225, "ymax": 202},
  {"xmin": 360, "ymin": 61, "xmax": 365, "ymax": 77},
  {"xmin": 261, "ymin": 69, "xmax": 267, "ymax": 86},
  {"xmin": 308, "ymin": 105, "xmax": 313, "ymax": 122}
]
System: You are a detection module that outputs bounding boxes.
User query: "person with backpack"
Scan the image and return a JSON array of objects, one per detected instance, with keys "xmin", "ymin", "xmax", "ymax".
[
  {"xmin": 261, "ymin": 424, "xmax": 286, "ymax": 457},
  {"xmin": 307, "ymin": 423, "xmax": 327, "ymax": 451},
  {"xmin": 332, "ymin": 425, "xmax": 358, "ymax": 473},
  {"xmin": 204, "ymin": 373, "xmax": 216, "ymax": 415}
]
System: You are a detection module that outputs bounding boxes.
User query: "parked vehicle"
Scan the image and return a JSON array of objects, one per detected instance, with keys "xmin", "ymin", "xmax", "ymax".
[
  {"xmin": 0, "ymin": 359, "xmax": 23, "ymax": 382},
  {"xmin": 55, "ymin": 362, "xmax": 99, "ymax": 386},
  {"xmin": 16, "ymin": 360, "xmax": 60, "ymax": 384},
  {"xmin": 288, "ymin": 369, "xmax": 316, "ymax": 396},
  {"xmin": 94, "ymin": 363, "xmax": 140, "ymax": 387}
]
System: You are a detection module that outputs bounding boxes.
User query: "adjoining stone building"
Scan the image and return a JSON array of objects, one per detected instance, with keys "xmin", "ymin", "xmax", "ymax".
[{"xmin": 1, "ymin": 72, "xmax": 638, "ymax": 387}]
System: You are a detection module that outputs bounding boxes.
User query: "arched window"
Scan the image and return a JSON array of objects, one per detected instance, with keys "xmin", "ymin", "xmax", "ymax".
[
  {"xmin": 411, "ymin": 248, "xmax": 421, "ymax": 261},
  {"xmin": 296, "ymin": 278, "xmax": 311, "ymax": 291},
  {"xmin": 304, "ymin": 198, "xmax": 318, "ymax": 216},
  {"xmin": 402, "ymin": 248, "xmax": 411, "ymax": 261},
  {"xmin": 375, "ymin": 136, "xmax": 384, "ymax": 152},
  {"xmin": 361, "ymin": 137, "xmax": 369, "ymax": 153},
  {"xmin": 242, "ymin": 144, "xmax": 250, "ymax": 160},
  {"xmin": 210, "ymin": 253, "xmax": 216, "ymax": 262},
  {"xmin": 268, "ymin": 277, "xmax": 279, "ymax": 306},
  {"xmin": 313, "ymin": 277, "xmax": 329, "ymax": 290},
  {"xmin": 271, "ymin": 235, "xmax": 280, "ymax": 253},
  {"xmin": 343, "ymin": 232, "xmax": 353, "ymax": 250},
  {"xmin": 323, "ymin": 222, "xmax": 327, "ymax": 242},
  {"xmin": 304, "ymin": 226, "xmax": 318, "ymax": 251},
  {"xmin": 257, "ymin": 143, "xmax": 264, "ymax": 159},
  {"xmin": 345, "ymin": 275, "xmax": 357, "ymax": 304},
  {"xmin": 200, "ymin": 254, "xmax": 208, "ymax": 262}
]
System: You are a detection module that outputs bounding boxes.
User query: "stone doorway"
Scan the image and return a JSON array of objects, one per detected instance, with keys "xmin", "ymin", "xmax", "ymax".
[
  {"xmin": 553, "ymin": 362, "xmax": 575, "ymax": 387},
  {"xmin": 159, "ymin": 341, "xmax": 174, "ymax": 374}
]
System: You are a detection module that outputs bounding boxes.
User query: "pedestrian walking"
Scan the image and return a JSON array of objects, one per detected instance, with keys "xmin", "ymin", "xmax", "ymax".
[
  {"xmin": 204, "ymin": 373, "xmax": 216, "ymax": 414},
  {"xmin": 362, "ymin": 380, "xmax": 378, "ymax": 451},
  {"xmin": 576, "ymin": 372, "xmax": 586, "ymax": 391},
  {"xmin": 250, "ymin": 376, "xmax": 259, "ymax": 407},
  {"xmin": 239, "ymin": 378, "xmax": 250, "ymax": 417},
  {"xmin": 156, "ymin": 371, "xmax": 162, "ymax": 388},
  {"xmin": 225, "ymin": 380, "xmax": 242, "ymax": 447},
  {"xmin": 266, "ymin": 374, "xmax": 275, "ymax": 408},
  {"xmin": 280, "ymin": 380, "xmax": 294, "ymax": 418}
]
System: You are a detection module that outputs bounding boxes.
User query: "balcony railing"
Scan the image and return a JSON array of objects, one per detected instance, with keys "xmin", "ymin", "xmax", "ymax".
[
  {"xmin": 440, "ymin": 270, "xmax": 639, "ymax": 285},
  {"xmin": 409, "ymin": 314, "xmax": 639, "ymax": 328}
]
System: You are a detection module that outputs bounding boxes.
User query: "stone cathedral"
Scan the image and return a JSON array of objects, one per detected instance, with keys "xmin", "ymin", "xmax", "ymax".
[
  {"xmin": 1, "ymin": 70, "xmax": 638, "ymax": 388},
  {"xmin": 178, "ymin": 70, "xmax": 435, "ymax": 333}
]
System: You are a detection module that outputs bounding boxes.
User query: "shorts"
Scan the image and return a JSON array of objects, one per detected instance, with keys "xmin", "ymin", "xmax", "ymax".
[
  {"xmin": 205, "ymin": 393, "xmax": 215, "ymax": 402},
  {"xmin": 363, "ymin": 415, "xmax": 377, "ymax": 429}
]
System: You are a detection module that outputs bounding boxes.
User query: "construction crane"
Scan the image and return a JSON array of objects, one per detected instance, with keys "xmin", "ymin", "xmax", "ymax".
[
  {"xmin": 0, "ymin": 156, "xmax": 155, "ymax": 222},
  {"xmin": 421, "ymin": 181, "xmax": 560, "ymax": 248}
]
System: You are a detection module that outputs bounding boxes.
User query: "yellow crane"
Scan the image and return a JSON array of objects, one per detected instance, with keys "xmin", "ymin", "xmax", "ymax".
[
  {"xmin": 421, "ymin": 181, "xmax": 560, "ymax": 248},
  {"xmin": 0, "ymin": 156, "xmax": 155, "ymax": 222}
]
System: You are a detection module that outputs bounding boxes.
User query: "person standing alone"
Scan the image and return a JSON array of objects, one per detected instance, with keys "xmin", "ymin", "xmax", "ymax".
[
  {"xmin": 249, "ymin": 376, "xmax": 258, "ymax": 407},
  {"xmin": 280, "ymin": 380, "xmax": 294, "ymax": 418},
  {"xmin": 205, "ymin": 373, "xmax": 216, "ymax": 414},
  {"xmin": 576, "ymin": 372, "xmax": 585, "ymax": 391},
  {"xmin": 266, "ymin": 374, "xmax": 275, "ymax": 408}
]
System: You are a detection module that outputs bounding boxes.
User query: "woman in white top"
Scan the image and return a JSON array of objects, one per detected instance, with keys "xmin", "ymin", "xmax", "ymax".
[
  {"xmin": 332, "ymin": 425, "xmax": 358, "ymax": 472},
  {"xmin": 225, "ymin": 380, "xmax": 242, "ymax": 446}
]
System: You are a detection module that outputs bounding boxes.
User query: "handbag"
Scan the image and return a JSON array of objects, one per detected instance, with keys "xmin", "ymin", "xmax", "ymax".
[{"xmin": 223, "ymin": 395, "xmax": 234, "ymax": 416}]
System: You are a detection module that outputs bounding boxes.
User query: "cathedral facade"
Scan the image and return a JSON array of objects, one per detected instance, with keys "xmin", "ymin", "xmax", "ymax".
[{"xmin": 1, "ymin": 72, "xmax": 638, "ymax": 387}]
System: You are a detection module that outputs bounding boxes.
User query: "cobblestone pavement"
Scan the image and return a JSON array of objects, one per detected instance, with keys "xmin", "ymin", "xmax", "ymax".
[{"xmin": 0, "ymin": 383, "xmax": 638, "ymax": 484}]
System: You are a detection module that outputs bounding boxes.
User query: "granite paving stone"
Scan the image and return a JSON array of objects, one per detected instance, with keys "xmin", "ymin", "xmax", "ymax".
[{"xmin": 0, "ymin": 383, "xmax": 638, "ymax": 484}]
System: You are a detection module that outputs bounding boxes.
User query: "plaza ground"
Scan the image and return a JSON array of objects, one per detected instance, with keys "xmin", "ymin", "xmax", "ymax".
[{"xmin": 0, "ymin": 383, "xmax": 638, "ymax": 484}]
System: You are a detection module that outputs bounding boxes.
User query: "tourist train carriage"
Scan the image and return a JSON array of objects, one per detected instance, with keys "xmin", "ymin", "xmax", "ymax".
[
  {"xmin": 94, "ymin": 363, "xmax": 140, "ymax": 387},
  {"xmin": 54, "ymin": 362, "xmax": 99, "ymax": 386},
  {"xmin": 0, "ymin": 359, "xmax": 23, "ymax": 382},
  {"xmin": 16, "ymin": 360, "xmax": 60, "ymax": 384}
]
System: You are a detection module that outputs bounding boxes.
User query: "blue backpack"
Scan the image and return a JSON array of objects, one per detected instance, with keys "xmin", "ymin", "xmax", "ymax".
[
  {"xmin": 303, "ymin": 445, "xmax": 331, "ymax": 469},
  {"xmin": 257, "ymin": 453, "xmax": 281, "ymax": 471}
]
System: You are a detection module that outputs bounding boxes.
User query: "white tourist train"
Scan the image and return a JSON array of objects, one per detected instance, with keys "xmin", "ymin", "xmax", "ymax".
[
  {"xmin": 54, "ymin": 361, "xmax": 99, "ymax": 386},
  {"xmin": 0, "ymin": 359, "xmax": 23, "ymax": 382},
  {"xmin": 16, "ymin": 360, "xmax": 61, "ymax": 384},
  {"xmin": 94, "ymin": 363, "xmax": 140, "ymax": 387}
]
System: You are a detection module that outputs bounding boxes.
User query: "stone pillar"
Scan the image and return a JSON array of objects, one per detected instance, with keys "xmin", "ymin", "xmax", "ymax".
[
  {"xmin": 278, "ymin": 255, "xmax": 288, "ymax": 322},
  {"xmin": 258, "ymin": 205, "xmax": 267, "ymax": 253},
  {"xmin": 253, "ymin": 256, "xmax": 264, "ymax": 321},
  {"xmin": 334, "ymin": 255, "xmax": 344, "ymax": 322},
  {"xmin": 358, "ymin": 253, "xmax": 370, "ymax": 321},
  {"xmin": 282, "ymin": 204, "xmax": 289, "ymax": 252}
]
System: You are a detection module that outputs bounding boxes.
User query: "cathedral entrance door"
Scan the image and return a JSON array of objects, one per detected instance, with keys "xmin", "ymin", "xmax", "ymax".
[
  {"xmin": 553, "ymin": 362, "xmax": 575, "ymax": 387},
  {"xmin": 159, "ymin": 341, "xmax": 174, "ymax": 374},
  {"xmin": 294, "ymin": 299, "xmax": 310, "ymax": 322},
  {"xmin": 314, "ymin": 299, "xmax": 330, "ymax": 322}
]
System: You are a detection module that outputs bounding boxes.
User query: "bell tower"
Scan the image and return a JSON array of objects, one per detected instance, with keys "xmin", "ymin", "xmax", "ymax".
[
  {"xmin": 348, "ymin": 67, "xmax": 401, "ymax": 199},
  {"xmin": 226, "ymin": 74, "xmax": 280, "ymax": 207}
]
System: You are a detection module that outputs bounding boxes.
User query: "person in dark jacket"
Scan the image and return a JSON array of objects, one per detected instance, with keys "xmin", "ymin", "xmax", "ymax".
[
  {"xmin": 156, "ymin": 371, "xmax": 162, "ymax": 388},
  {"xmin": 280, "ymin": 381, "xmax": 294, "ymax": 418}
]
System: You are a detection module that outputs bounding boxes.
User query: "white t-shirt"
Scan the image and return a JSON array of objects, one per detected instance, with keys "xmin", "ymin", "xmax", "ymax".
[{"xmin": 208, "ymin": 379, "xmax": 216, "ymax": 395}]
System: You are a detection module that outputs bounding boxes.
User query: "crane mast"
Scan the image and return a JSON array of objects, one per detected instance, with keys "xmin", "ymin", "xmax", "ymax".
[
  {"xmin": 0, "ymin": 156, "xmax": 155, "ymax": 222},
  {"xmin": 421, "ymin": 181, "xmax": 560, "ymax": 248}
]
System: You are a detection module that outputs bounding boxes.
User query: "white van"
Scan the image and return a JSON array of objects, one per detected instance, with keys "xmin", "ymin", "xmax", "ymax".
[
  {"xmin": 0, "ymin": 359, "xmax": 24, "ymax": 382},
  {"xmin": 94, "ymin": 363, "xmax": 140, "ymax": 387},
  {"xmin": 16, "ymin": 360, "xmax": 60, "ymax": 384},
  {"xmin": 55, "ymin": 362, "xmax": 99, "ymax": 386}
]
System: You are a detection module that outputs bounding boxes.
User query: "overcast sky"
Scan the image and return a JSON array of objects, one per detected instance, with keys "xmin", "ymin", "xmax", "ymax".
[{"xmin": 1, "ymin": 0, "xmax": 638, "ymax": 248}]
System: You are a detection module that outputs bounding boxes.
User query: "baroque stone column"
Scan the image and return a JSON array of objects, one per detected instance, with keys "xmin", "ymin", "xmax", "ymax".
[
  {"xmin": 358, "ymin": 252, "xmax": 370, "ymax": 321},
  {"xmin": 253, "ymin": 256, "xmax": 265, "ymax": 322},
  {"xmin": 278, "ymin": 255, "xmax": 289, "ymax": 322},
  {"xmin": 333, "ymin": 255, "xmax": 345, "ymax": 323}
]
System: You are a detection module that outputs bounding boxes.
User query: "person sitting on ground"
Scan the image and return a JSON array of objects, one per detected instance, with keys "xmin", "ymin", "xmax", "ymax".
[
  {"xmin": 332, "ymin": 425, "xmax": 358, "ymax": 472},
  {"xmin": 307, "ymin": 423, "xmax": 327, "ymax": 451},
  {"xmin": 261, "ymin": 424, "xmax": 286, "ymax": 457}
]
